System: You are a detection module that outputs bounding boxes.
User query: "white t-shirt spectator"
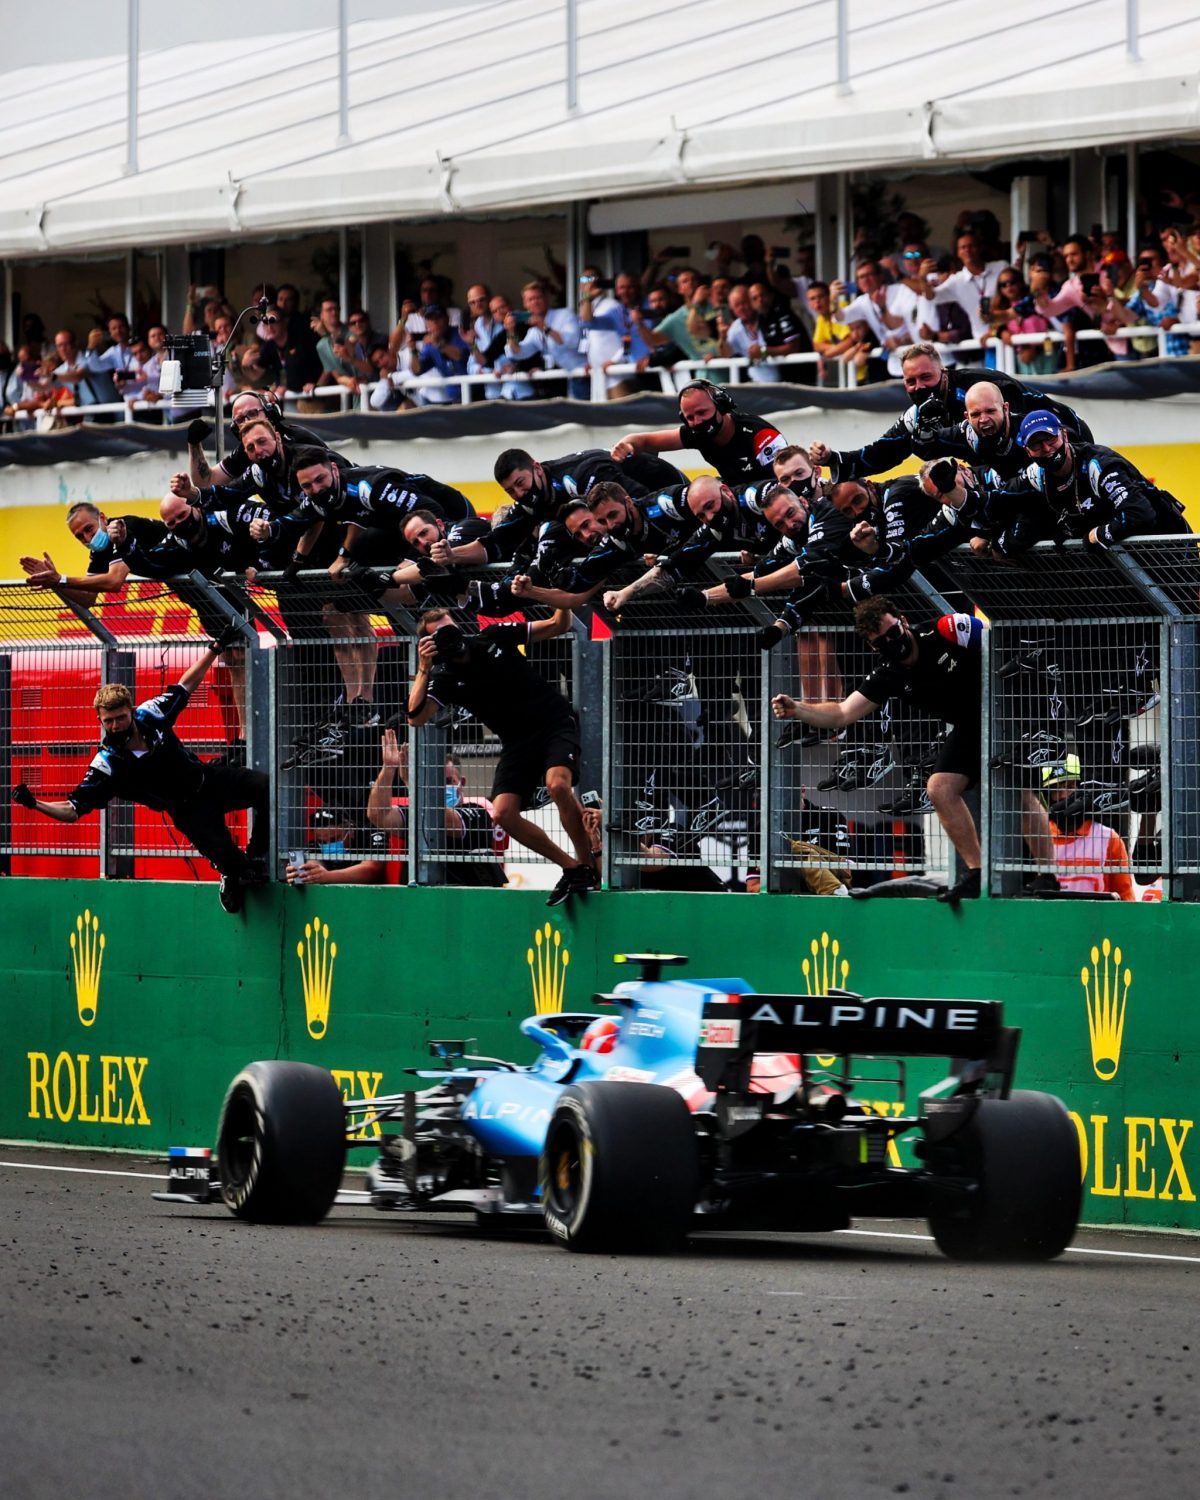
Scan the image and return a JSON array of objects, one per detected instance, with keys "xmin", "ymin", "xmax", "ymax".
[
  {"xmin": 725, "ymin": 317, "xmax": 780, "ymax": 383},
  {"xmin": 841, "ymin": 285, "xmax": 920, "ymax": 375},
  {"xmin": 932, "ymin": 261, "xmax": 1008, "ymax": 339}
]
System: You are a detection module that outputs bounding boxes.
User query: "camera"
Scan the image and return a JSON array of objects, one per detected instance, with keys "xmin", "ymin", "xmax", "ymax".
[
  {"xmin": 1080, "ymin": 273, "xmax": 1100, "ymax": 295},
  {"xmin": 159, "ymin": 332, "xmax": 216, "ymax": 409},
  {"xmin": 1013, "ymin": 294, "xmax": 1037, "ymax": 318},
  {"xmin": 432, "ymin": 622, "xmax": 466, "ymax": 661}
]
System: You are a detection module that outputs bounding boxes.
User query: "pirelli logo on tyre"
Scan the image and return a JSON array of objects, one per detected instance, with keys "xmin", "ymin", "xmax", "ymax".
[{"xmin": 1069, "ymin": 936, "xmax": 1195, "ymax": 1205}]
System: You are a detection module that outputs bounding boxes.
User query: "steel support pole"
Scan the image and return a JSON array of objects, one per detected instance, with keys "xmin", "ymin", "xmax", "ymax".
[
  {"xmin": 836, "ymin": 0, "xmax": 851, "ymax": 96},
  {"xmin": 566, "ymin": 0, "xmax": 579, "ymax": 112},
  {"xmin": 337, "ymin": 0, "xmax": 351, "ymax": 146},
  {"xmin": 123, "ymin": 0, "xmax": 139, "ymax": 176}
]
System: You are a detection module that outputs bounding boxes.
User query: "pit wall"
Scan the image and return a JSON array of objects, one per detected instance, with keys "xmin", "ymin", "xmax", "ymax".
[{"xmin": 4, "ymin": 879, "xmax": 1195, "ymax": 1233}]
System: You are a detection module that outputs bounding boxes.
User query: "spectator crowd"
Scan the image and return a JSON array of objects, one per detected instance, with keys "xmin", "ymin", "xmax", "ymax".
[{"xmin": 6, "ymin": 197, "xmax": 1200, "ymax": 431}]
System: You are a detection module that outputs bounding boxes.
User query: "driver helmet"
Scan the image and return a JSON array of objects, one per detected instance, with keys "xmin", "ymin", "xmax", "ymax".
[{"xmin": 580, "ymin": 1016, "xmax": 619, "ymax": 1054}]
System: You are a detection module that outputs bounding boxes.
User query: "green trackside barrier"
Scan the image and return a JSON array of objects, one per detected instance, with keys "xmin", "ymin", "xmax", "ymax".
[{"xmin": 4, "ymin": 879, "xmax": 1195, "ymax": 1232}]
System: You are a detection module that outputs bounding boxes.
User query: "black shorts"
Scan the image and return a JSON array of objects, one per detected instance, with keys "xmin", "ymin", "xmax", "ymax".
[
  {"xmin": 491, "ymin": 718, "xmax": 581, "ymax": 802},
  {"xmin": 931, "ymin": 723, "xmax": 980, "ymax": 787}
]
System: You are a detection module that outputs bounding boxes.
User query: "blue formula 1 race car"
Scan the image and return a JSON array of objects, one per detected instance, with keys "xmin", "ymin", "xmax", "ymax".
[{"xmin": 186, "ymin": 955, "xmax": 1081, "ymax": 1260}]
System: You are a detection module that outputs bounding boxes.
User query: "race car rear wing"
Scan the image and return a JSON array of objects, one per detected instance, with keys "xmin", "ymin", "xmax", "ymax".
[{"xmin": 695, "ymin": 990, "xmax": 1018, "ymax": 1095}]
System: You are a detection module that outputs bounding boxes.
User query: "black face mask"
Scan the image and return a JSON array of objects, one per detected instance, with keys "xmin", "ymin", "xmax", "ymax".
[
  {"xmin": 687, "ymin": 411, "xmax": 724, "ymax": 442},
  {"xmin": 1041, "ymin": 440, "xmax": 1071, "ymax": 475},
  {"xmin": 870, "ymin": 622, "xmax": 910, "ymax": 664},
  {"xmin": 104, "ymin": 723, "xmax": 135, "ymax": 750}
]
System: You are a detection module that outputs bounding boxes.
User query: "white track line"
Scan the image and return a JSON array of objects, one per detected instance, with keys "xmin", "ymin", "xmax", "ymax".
[
  {"xmin": 0, "ymin": 1159, "xmax": 166, "ymax": 1181},
  {"xmin": 836, "ymin": 1226, "xmax": 1200, "ymax": 1265},
  {"xmin": 2, "ymin": 1161, "xmax": 1198, "ymax": 1262}
]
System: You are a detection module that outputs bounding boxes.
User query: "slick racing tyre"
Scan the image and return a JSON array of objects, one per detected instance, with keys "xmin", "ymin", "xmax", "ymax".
[
  {"xmin": 217, "ymin": 1061, "xmax": 347, "ymax": 1225},
  {"xmin": 541, "ymin": 1082, "xmax": 698, "ymax": 1252},
  {"xmin": 928, "ymin": 1090, "xmax": 1081, "ymax": 1261}
]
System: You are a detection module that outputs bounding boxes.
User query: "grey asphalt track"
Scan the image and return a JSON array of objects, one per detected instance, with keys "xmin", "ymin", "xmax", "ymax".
[{"xmin": 0, "ymin": 1147, "xmax": 1194, "ymax": 1500}]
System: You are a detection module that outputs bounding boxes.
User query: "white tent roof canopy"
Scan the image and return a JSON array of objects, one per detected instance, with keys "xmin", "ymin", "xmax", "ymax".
[{"xmin": 0, "ymin": 0, "xmax": 1197, "ymax": 256}]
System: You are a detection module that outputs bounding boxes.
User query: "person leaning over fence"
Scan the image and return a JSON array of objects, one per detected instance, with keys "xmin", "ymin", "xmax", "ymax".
[
  {"xmin": 983, "ymin": 409, "xmax": 1191, "ymax": 555},
  {"xmin": 611, "ymin": 379, "xmax": 787, "ymax": 488},
  {"xmin": 406, "ymin": 606, "xmax": 598, "ymax": 908},
  {"xmin": 20, "ymin": 502, "xmax": 168, "ymax": 602},
  {"xmin": 808, "ymin": 343, "xmax": 1093, "ymax": 485},
  {"xmin": 11, "ymin": 634, "xmax": 269, "ymax": 914},
  {"xmin": 771, "ymin": 596, "xmax": 1058, "ymax": 906}
]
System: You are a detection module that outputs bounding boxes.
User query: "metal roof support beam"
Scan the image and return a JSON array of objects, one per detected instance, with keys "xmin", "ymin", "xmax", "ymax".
[
  {"xmin": 337, "ymin": 0, "xmax": 351, "ymax": 146},
  {"xmin": 836, "ymin": 0, "xmax": 851, "ymax": 96},
  {"xmin": 123, "ymin": 0, "xmax": 140, "ymax": 177},
  {"xmin": 1126, "ymin": 0, "xmax": 1140, "ymax": 64},
  {"xmin": 567, "ymin": 0, "xmax": 579, "ymax": 113}
]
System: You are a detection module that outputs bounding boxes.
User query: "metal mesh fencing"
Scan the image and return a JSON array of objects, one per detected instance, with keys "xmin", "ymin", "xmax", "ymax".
[
  {"xmin": 4, "ymin": 531, "xmax": 1200, "ymax": 899},
  {"xmin": 936, "ymin": 540, "xmax": 1190, "ymax": 898}
]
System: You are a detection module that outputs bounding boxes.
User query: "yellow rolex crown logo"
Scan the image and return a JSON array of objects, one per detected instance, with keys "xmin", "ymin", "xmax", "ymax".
[
  {"xmin": 69, "ymin": 909, "xmax": 105, "ymax": 1027},
  {"xmin": 802, "ymin": 931, "xmax": 850, "ymax": 1068},
  {"xmin": 801, "ymin": 931, "xmax": 850, "ymax": 998},
  {"xmin": 1082, "ymin": 936, "xmax": 1130, "ymax": 1082},
  {"xmin": 297, "ymin": 918, "xmax": 337, "ymax": 1040},
  {"xmin": 527, "ymin": 921, "xmax": 569, "ymax": 1015}
]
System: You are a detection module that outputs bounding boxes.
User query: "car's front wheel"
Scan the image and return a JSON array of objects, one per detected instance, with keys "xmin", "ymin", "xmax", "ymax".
[
  {"xmin": 217, "ymin": 1061, "xmax": 347, "ymax": 1224},
  {"xmin": 540, "ymin": 1082, "xmax": 698, "ymax": 1252}
]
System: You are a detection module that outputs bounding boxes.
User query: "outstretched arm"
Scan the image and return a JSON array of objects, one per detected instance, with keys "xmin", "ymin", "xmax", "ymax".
[{"xmin": 771, "ymin": 689, "xmax": 877, "ymax": 731}]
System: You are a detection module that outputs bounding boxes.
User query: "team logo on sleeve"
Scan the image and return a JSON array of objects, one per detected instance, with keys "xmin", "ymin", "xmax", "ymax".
[
  {"xmin": 754, "ymin": 430, "xmax": 787, "ymax": 465},
  {"xmin": 935, "ymin": 612, "xmax": 981, "ymax": 648}
]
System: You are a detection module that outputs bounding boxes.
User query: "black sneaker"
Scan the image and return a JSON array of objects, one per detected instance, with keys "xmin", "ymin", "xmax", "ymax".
[
  {"xmin": 545, "ymin": 864, "xmax": 597, "ymax": 907},
  {"xmin": 218, "ymin": 874, "xmax": 245, "ymax": 915},
  {"xmin": 937, "ymin": 868, "xmax": 981, "ymax": 905},
  {"xmin": 347, "ymin": 699, "xmax": 382, "ymax": 730}
]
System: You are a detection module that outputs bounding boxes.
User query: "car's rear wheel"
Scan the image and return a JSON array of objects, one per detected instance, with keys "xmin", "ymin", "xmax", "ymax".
[
  {"xmin": 217, "ymin": 1061, "xmax": 347, "ymax": 1224},
  {"xmin": 928, "ymin": 1089, "xmax": 1081, "ymax": 1260},
  {"xmin": 540, "ymin": 1082, "xmax": 698, "ymax": 1252}
]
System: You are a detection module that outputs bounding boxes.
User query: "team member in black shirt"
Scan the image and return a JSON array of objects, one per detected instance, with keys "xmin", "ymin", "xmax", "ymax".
[
  {"xmin": 186, "ymin": 392, "xmax": 337, "ymax": 489},
  {"xmin": 809, "ymin": 343, "xmax": 1093, "ymax": 483},
  {"xmin": 406, "ymin": 606, "xmax": 598, "ymax": 907},
  {"xmin": 611, "ymin": 379, "xmax": 788, "ymax": 487},
  {"xmin": 12, "ymin": 641, "xmax": 269, "ymax": 913},
  {"xmin": 21, "ymin": 502, "xmax": 168, "ymax": 599},
  {"xmin": 771, "ymin": 596, "xmax": 1055, "ymax": 904},
  {"xmin": 986, "ymin": 410, "xmax": 1189, "ymax": 555}
]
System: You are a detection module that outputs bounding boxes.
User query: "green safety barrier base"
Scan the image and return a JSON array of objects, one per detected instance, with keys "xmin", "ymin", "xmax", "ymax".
[{"xmin": 4, "ymin": 879, "xmax": 1195, "ymax": 1231}]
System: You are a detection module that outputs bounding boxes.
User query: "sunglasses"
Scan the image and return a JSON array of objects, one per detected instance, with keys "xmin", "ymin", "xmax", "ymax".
[
  {"xmin": 998, "ymin": 279, "xmax": 1020, "ymax": 287},
  {"xmin": 868, "ymin": 621, "xmax": 906, "ymax": 653},
  {"xmin": 901, "ymin": 251, "xmax": 923, "ymax": 260}
]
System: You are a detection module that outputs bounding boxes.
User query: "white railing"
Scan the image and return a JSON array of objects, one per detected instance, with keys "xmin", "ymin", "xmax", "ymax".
[{"xmin": 7, "ymin": 324, "xmax": 1197, "ymax": 431}]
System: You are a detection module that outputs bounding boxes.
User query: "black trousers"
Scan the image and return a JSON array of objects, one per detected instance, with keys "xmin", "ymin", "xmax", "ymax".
[{"xmin": 169, "ymin": 762, "xmax": 269, "ymax": 879}]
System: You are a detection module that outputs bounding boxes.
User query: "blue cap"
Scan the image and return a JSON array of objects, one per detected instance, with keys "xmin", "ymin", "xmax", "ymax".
[{"xmin": 1016, "ymin": 409, "xmax": 1064, "ymax": 447}]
